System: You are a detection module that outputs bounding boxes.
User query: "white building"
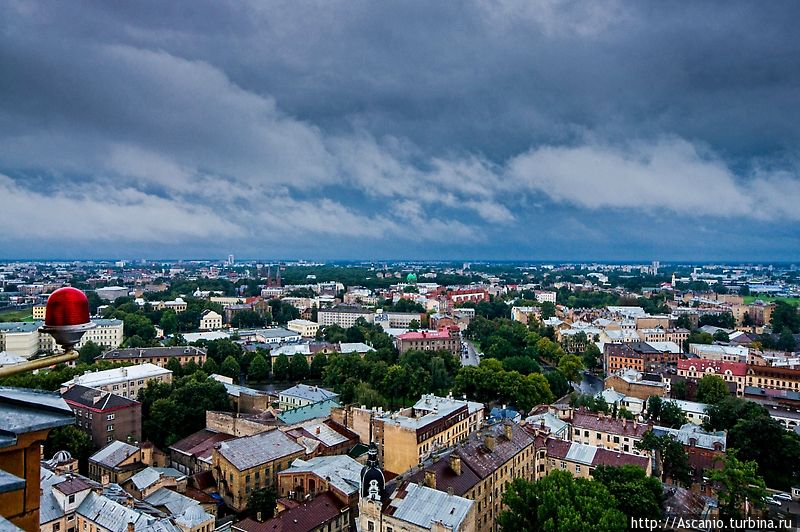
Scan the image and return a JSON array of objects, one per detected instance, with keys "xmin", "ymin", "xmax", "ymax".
[
  {"xmin": 0, "ymin": 321, "xmax": 41, "ymax": 358},
  {"xmin": 278, "ymin": 384, "xmax": 339, "ymax": 410},
  {"xmin": 534, "ymin": 290, "xmax": 557, "ymax": 304},
  {"xmin": 287, "ymin": 319, "xmax": 320, "ymax": 338},
  {"xmin": 95, "ymin": 286, "xmax": 130, "ymax": 301},
  {"xmin": 199, "ymin": 310, "xmax": 223, "ymax": 331},
  {"xmin": 317, "ymin": 306, "xmax": 375, "ymax": 328},
  {"xmin": 61, "ymin": 363, "xmax": 172, "ymax": 399}
]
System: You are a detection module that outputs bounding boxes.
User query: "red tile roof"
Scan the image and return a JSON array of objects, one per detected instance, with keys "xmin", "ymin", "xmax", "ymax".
[
  {"xmin": 397, "ymin": 328, "xmax": 454, "ymax": 341},
  {"xmin": 170, "ymin": 429, "xmax": 234, "ymax": 461},
  {"xmin": 233, "ymin": 492, "xmax": 345, "ymax": 532},
  {"xmin": 678, "ymin": 359, "xmax": 747, "ymax": 376}
]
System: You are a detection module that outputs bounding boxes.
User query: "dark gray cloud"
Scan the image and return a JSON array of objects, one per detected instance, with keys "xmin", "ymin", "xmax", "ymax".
[{"xmin": 0, "ymin": 0, "xmax": 799, "ymax": 260}]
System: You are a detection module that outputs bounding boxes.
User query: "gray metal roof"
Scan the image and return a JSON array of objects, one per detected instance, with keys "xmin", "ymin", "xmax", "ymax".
[
  {"xmin": 128, "ymin": 467, "xmax": 161, "ymax": 491},
  {"xmin": 89, "ymin": 440, "xmax": 139, "ymax": 468},
  {"xmin": 39, "ymin": 468, "xmax": 66, "ymax": 525},
  {"xmin": 279, "ymin": 384, "xmax": 338, "ymax": 403},
  {"xmin": 217, "ymin": 430, "xmax": 304, "ymax": 471},
  {"xmin": 0, "ymin": 387, "xmax": 75, "ymax": 448},
  {"xmin": 390, "ymin": 483, "xmax": 473, "ymax": 530},
  {"xmin": 77, "ymin": 491, "xmax": 180, "ymax": 532},
  {"xmin": 564, "ymin": 443, "xmax": 599, "ymax": 465},
  {"xmin": 0, "ymin": 469, "xmax": 24, "ymax": 494},
  {"xmin": 284, "ymin": 455, "xmax": 362, "ymax": 496}
]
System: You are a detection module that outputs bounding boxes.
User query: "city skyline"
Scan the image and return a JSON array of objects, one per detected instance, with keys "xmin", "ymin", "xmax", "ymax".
[{"xmin": 1, "ymin": 1, "xmax": 799, "ymax": 260}]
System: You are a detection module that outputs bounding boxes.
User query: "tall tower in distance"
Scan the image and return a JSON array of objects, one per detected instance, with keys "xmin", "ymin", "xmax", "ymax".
[
  {"xmin": 652, "ymin": 260, "xmax": 659, "ymax": 275},
  {"xmin": 227, "ymin": 254, "xmax": 235, "ymax": 266}
]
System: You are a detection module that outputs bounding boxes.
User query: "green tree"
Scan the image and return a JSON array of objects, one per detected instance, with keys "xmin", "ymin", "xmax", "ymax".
[
  {"xmin": 704, "ymin": 396, "xmax": 768, "ymax": 431},
  {"xmin": 247, "ymin": 487, "xmax": 277, "ymax": 520},
  {"xmin": 545, "ymin": 371, "xmax": 570, "ymax": 398},
  {"xmin": 160, "ymin": 310, "xmax": 179, "ymax": 336},
  {"xmin": 248, "ymin": 353, "xmax": 270, "ymax": 382},
  {"xmin": 309, "ymin": 353, "xmax": 328, "ymax": 379},
  {"xmin": 671, "ymin": 380, "xmax": 688, "ymax": 400},
  {"xmin": 696, "ymin": 374, "xmax": 729, "ymax": 404},
  {"xmin": 771, "ymin": 301, "xmax": 800, "ymax": 334},
  {"xmin": 709, "ymin": 451, "xmax": 767, "ymax": 519},
  {"xmin": 231, "ymin": 310, "xmax": 266, "ymax": 328},
  {"xmin": 165, "ymin": 357, "xmax": 183, "ymax": 377},
  {"xmin": 777, "ymin": 328, "xmax": 797, "ymax": 352},
  {"xmin": 658, "ymin": 400, "xmax": 688, "ymax": 428},
  {"xmin": 540, "ymin": 301, "xmax": 556, "ymax": 320},
  {"xmin": 272, "ymin": 354, "xmax": 290, "ymax": 381},
  {"xmin": 557, "ymin": 353, "xmax": 583, "ymax": 383},
  {"xmin": 637, "ymin": 430, "xmax": 692, "ymax": 486},
  {"xmin": 727, "ymin": 416, "xmax": 800, "ymax": 490},
  {"xmin": 44, "ymin": 425, "xmax": 93, "ymax": 472},
  {"xmin": 581, "ymin": 343, "xmax": 602, "ymax": 371},
  {"xmin": 497, "ymin": 472, "xmax": 627, "ymax": 532},
  {"xmin": 592, "ymin": 465, "xmax": 663, "ymax": 520},
  {"xmin": 712, "ymin": 329, "xmax": 729, "ymax": 342},
  {"xmin": 220, "ymin": 355, "xmax": 241, "ymax": 379},
  {"xmin": 202, "ymin": 358, "xmax": 219, "ymax": 375},
  {"xmin": 353, "ymin": 382, "xmax": 385, "ymax": 408},
  {"xmin": 288, "ymin": 354, "xmax": 310, "ymax": 381},
  {"xmin": 78, "ymin": 341, "xmax": 103, "ymax": 365},
  {"xmin": 407, "ymin": 319, "xmax": 420, "ymax": 331}
]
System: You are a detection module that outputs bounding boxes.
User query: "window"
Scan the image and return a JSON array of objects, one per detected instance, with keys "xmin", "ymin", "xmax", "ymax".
[
  {"xmin": 68, "ymin": 494, "xmax": 75, "ymax": 504},
  {"xmin": 107, "ymin": 436, "xmax": 113, "ymax": 442},
  {"xmin": 367, "ymin": 521, "xmax": 375, "ymax": 532},
  {"xmin": 560, "ymin": 461, "xmax": 567, "ymax": 470},
  {"xmin": 575, "ymin": 465, "xmax": 581, "ymax": 473},
  {"xmin": 107, "ymin": 425, "xmax": 114, "ymax": 432},
  {"xmin": 107, "ymin": 414, "xmax": 115, "ymax": 421}
]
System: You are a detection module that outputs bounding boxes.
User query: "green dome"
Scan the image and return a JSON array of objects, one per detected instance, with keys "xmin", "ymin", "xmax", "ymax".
[{"xmin": 406, "ymin": 273, "xmax": 417, "ymax": 283}]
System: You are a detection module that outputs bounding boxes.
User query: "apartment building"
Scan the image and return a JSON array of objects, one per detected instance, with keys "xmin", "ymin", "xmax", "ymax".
[
  {"xmin": 332, "ymin": 395, "xmax": 484, "ymax": 475},
  {"xmin": 603, "ymin": 341, "xmax": 681, "ymax": 374},
  {"xmin": 396, "ymin": 326, "xmax": 461, "ymax": 356},
  {"xmin": 62, "ymin": 385, "xmax": 142, "ymax": 448},
  {"xmin": 39, "ymin": 318, "xmax": 125, "ymax": 353},
  {"xmin": 213, "ymin": 430, "xmax": 305, "ymax": 512},
  {"xmin": 95, "ymin": 346, "xmax": 207, "ymax": 368},
  {"xmin": 409, "ymin": 422, "xmax": 535, "ymax": 532},
  {"xmin": 570, "ymin": 410, "xmax": 651, "ymax": 456},
  {"xmin": 359, "ymin": 482, "xmax": 476, "ymax": 532},
  {"xmin": 317, "ymin": 305, "xmax": 375, "ymax": 327},
  {"xmin": 0, "ymin": 321, "xmax": 40, "ymax": 358},
  {"xmin": 689, "ymin": 344, "xmax": 749, "ymax": 363},
  {"xmin": 746, "ymin": 365, "xmax": 800, "ymax": 394},
  {"xmin": 88, "ymin": 440, "xmax": 146, "ymax": 484},
  {"xmin": 61, "ymin": 363, "xmax": 172, "ymax": 399},
  {"xmin": 287, "ymin": 318, "xmax": 320, "ymax": 338},
  {"xmin": 543, "ymin": 439, "xmax": 652, "ymax": 479},
  {"xmin": 677, "ymin": 359, "xmax": 747, "ymax": 396}
]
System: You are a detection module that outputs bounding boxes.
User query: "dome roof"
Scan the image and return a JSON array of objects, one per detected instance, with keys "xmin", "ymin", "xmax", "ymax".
[{"xmin": 52, "ymin": 450, "xmax": 73, "ymax": 463}]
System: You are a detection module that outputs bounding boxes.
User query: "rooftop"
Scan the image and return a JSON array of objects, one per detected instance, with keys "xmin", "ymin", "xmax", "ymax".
[
  {"xmin": 652, "ymin": 424, "xmax": 726, "ymax": 451},
  {"xmin": 89, "ymin": 440, "xmax": 140, "ymax": 469},
  {"xmin": 62, "ymin": 363, "xmax": 171, "ymax": 388},
  {"xmin": 233, "ymin": 492, "xmax": 345, "ymax": 532},
  {"xmin": 282, "ymin": 455, "xmax": 362, "ymax": 496},
  {"xmin": 216, "ymin": 430, "xmax": 304, "ymax": 471},
  {"xmin": 96, "ymin": 346, "xmax": 206, "ymax": 362},
  {"xmin": 0, "ymin": 387, "xmax": 75, "ymax": 448},
  {"xmin": 62, "ymin": 385, "xmax": 140, "ymax": 411},
  {"xmin": 280, "ymin": 383, "xmax": 338, "ymax": 403},
  {"xmin": 387, "ymin": 482, "xmax": 473, "ymax": 531},
  {"xmin": 278, "ymin": 398, "xmax": 341, "ymax": 425}
]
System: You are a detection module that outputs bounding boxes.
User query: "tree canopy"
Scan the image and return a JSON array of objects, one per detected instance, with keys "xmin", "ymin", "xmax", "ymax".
[{"xmin": 497, "ymin": 472, "xmax": 628, "ymax": 532}]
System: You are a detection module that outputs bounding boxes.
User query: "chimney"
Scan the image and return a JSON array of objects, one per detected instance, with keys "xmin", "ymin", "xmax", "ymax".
[
  {"xmin": 622, "ymin": 418, "xmax": 627, "ymax": 429},
  {"xmin": 485, "ymin": 434, "xmax": 495, "ymax": 451},
  {"xmin": 503, "ymin": 423, "xmax": 513, "ymax": 441},
  {"xmin": 449, "ymin": 454, "xmax": 462, "ymax": 476},
  {"xmin": 127, "ymin": 522, "xmax": 135, "ymax": 532},
  {"xmin": 316, "ymin": 427, "xmax": 321, "ymax": 435},
  {"xmin": 126, "ymin": 496, "xmax": 134, "ymax": 508},
  {"xmin": 257, "ymin": 511, "xmax": 263, "ymax": 522},
  {"xmin": 424, "ymin": 469, "xmax": 436, "ymax": 490}
]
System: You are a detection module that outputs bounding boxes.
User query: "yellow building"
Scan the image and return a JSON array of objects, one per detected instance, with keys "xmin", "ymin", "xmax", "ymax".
[
  {"xmin": 333, "ymin": 395, "xmax": 484, "ymax": 475},
  {"xmin": 287, "ymin": 318, "xmax": 320, "ymax": 338},
  {"xmin": 213, "ymin": 429, "xmax": 305, "ymax": 512},
  {"xmin": 411, "ymin": 422, "xmax": 535, "ymax": 532},
  {"xmin": 33, "ymin": 304, "xmax": 47, "ymax": 320}
]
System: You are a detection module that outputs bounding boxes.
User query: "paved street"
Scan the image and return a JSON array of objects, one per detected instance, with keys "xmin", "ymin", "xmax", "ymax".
[{"xmin": 461, "ymin": 338, "xmax": 481, "ymax": 366}]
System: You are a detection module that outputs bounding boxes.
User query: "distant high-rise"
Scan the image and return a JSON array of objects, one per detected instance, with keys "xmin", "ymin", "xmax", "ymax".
[
  {"xmin": 652, "ymin": 260, "xmax": 659, "ymax": 275},
  {"xmin": 227, "ymin": 254, "xmax": 235, "ymax": 266}
]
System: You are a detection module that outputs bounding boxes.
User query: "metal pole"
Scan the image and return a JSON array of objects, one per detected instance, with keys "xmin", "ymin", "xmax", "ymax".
[{"xmin": 0, "ymin": 350, "xmax": 79, "ymax": 379}]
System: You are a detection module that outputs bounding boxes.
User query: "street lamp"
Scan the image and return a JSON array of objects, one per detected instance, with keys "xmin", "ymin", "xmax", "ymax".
[{"xmin": 0, "ymin": 287, "xmax": 96, "ymax": 378}]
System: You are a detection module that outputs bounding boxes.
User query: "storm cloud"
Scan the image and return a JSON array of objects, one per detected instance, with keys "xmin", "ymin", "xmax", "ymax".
[{"xmin": 1, "ymin": 0, "xmax": 799, "ymax": 260}]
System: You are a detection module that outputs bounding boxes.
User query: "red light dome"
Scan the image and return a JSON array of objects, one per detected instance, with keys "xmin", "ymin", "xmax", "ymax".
[{"xmin": 45, "ymin": 287, "xmax": 91, "ymax": 327}]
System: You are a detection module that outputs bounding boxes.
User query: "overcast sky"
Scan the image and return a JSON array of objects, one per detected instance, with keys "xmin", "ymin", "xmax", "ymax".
[{"xmin": 1, "ymin": 1, "xmax": 799, "ymax": 261}]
